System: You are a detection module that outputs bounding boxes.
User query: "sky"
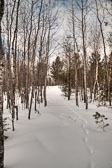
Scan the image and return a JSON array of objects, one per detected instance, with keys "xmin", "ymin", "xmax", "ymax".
[{"xmin": 49, "ymin": 0, "xmax": 112, "ymax": 61}]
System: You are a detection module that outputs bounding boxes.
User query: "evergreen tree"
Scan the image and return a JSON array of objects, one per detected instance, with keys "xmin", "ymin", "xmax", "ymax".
[{"xmin": 51, "ymin": 56, "xmax": 63, "ymax": 84}]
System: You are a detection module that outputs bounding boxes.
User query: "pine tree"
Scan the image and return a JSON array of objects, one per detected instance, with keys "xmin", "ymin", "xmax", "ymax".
[{"xmin": 51, "ymin": 56, "xmax": 63, "ymax": 85}]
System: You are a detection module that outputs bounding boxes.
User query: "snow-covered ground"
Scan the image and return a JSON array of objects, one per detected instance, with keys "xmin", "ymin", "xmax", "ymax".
[{"xmin": 4, "ymin": 86, "xmax": 112, "ymax": 168}]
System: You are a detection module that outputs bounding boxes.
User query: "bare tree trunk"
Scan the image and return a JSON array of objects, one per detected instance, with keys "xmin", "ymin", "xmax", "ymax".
[
  {"xmin": 28, "ymin": 87, "xmax": 33, "ymax": 119},
  {"xmin": 44, "ymin": 73, "xmax": 47, "ymax": 106},
  {"xmin": 81, "ymin": 0, "xmax": 88, "ymax": 109},
  {"xmin": 0, "ymin": 0, "xmax": 4, "ymax": 167},
  {"xmin": 68, "ymin": 53, "xmax": 71, "ymax": 101},
  {"xmin": 11, "ymin": 0, "xmax": 21, "ymax": 131},
  {"xmin": 44, "ymin": 3, "xmax": 51, "ymax": 107},
  {"xmin": 26, "ymin": 1, "xmax": 34, "ymax": 110},
  {"xmin": 28, "ymin": 0, "xmax": 43, "ymax": 119},
  {"xmin": 75, "ymin": 67, "xmax": 79, "ymax": 106},
  {"xmin": 71, "ymin": 1, "xmax": 79, "ymax": 106},
  {"xmin": 34, "ymin": 90, "xmax": 37, "ymax": 112},
  {"xmin": 95, "ymin": 0, "xmax": 111, "ymax": 106},
  {"xmin": 93, "ymin": 53, "xmax": 99, "ymax": 100}
]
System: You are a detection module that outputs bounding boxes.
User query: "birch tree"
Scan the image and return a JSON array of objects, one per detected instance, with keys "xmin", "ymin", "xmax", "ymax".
[
  {"xmin": 0, "ymin": 0, "xmax": 4, "ymax": 167},
  {"xmin": 95, "ymin": 0, "xmax": 111, "ymax": 105}
]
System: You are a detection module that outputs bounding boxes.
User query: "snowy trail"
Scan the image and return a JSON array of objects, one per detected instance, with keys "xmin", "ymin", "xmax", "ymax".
[
  {"xmin": 5, "ymin": 86, "xmax": 112, "ymax": 168},
  {"xmin": 63, "ymin": 103, "xmax": 95, "ymax": 167},
  {"xmin": 48, "ymin": 87, "xmax": 95, "ymax": 168}
]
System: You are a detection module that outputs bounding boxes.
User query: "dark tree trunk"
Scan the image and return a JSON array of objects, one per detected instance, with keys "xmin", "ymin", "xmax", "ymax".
[{"xmin": 0, "ymin": 0, "xmax": 4, "ymax": 167}]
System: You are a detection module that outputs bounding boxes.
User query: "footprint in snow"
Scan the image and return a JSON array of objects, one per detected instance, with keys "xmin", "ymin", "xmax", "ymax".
[
  {"xmin": 82, "ymin": 124, "xmax": 89, "ymax": 136},
  {"xmin": 89, "ymin": 147, "xmax": 94, "ymax": 155},
  {"xmin": 83, "ymin": 137, "xmax": 88, "ymax": 143},
  {"xmin": 68, "ymin": 116, "xmax": 76, "ymax": 122},
  {"xmin": 88, "ymin": 161, "xmax": 95, "ymax": 168}
]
